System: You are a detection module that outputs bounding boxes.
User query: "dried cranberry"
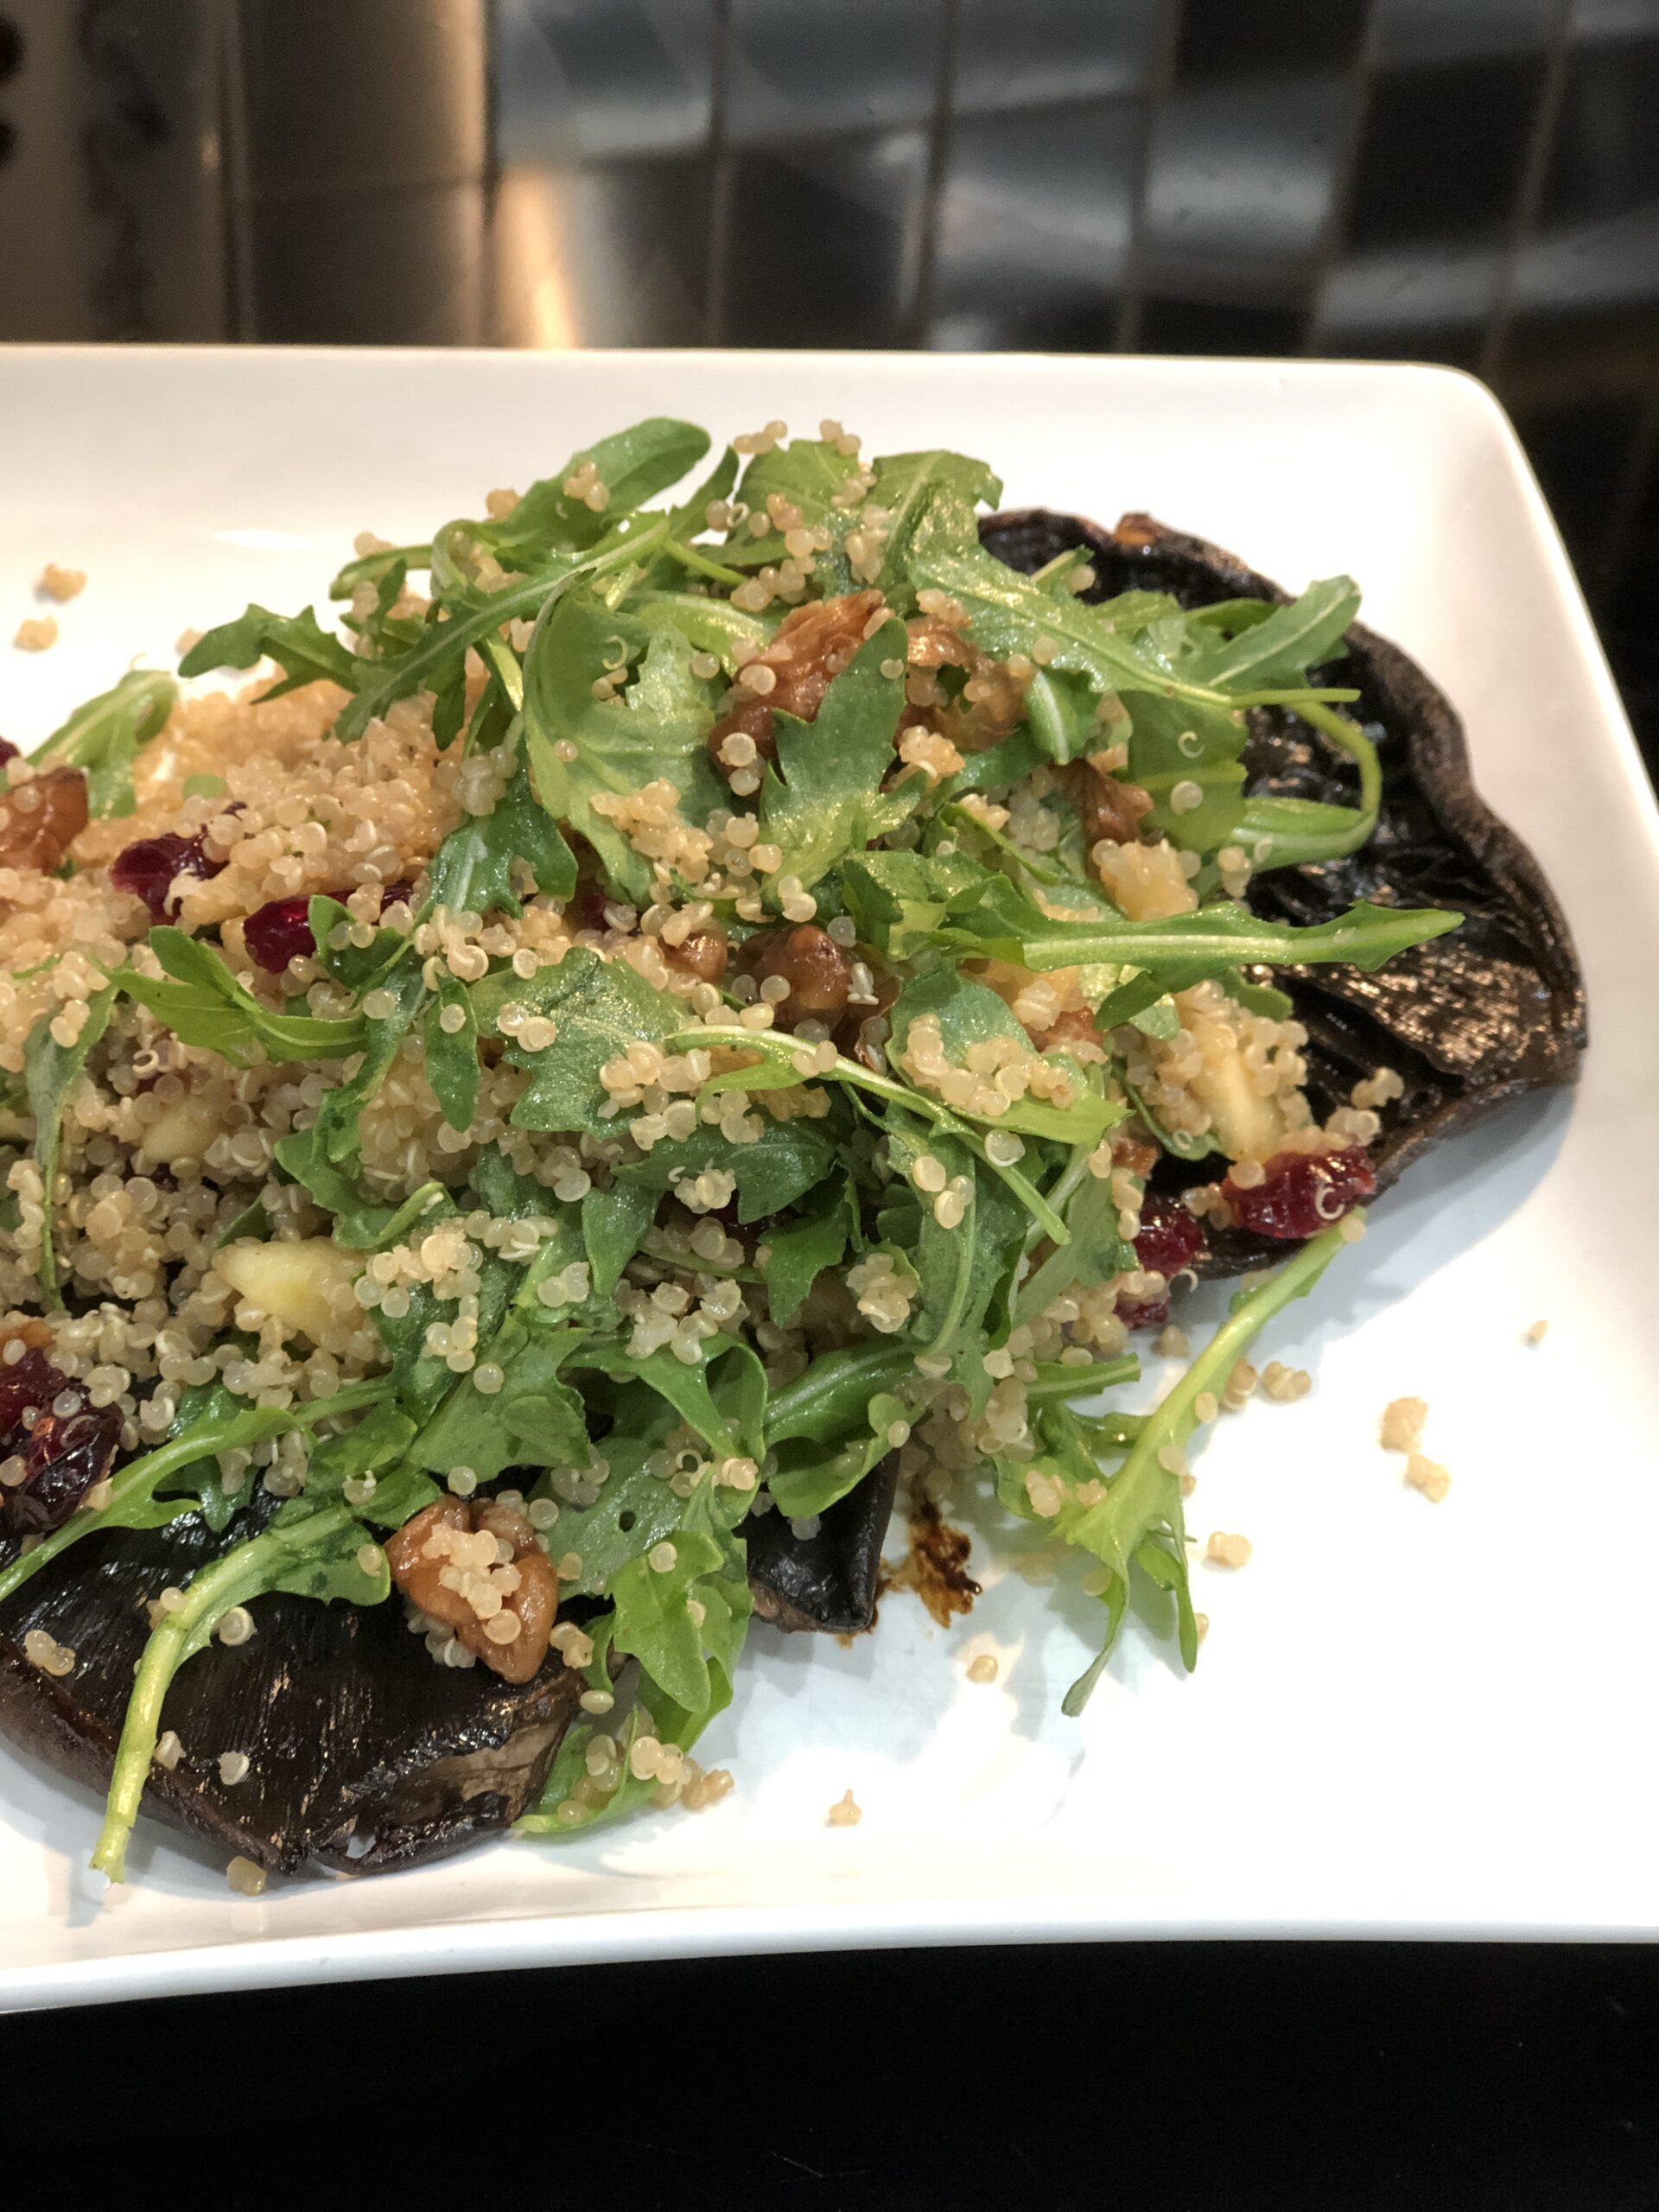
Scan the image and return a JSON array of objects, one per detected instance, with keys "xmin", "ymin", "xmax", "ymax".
[
  {"xmin": 1134, "ymin": 1192, "xmax": 1206, "ymax": 1281},
  {"xmin": 1116, "ymin": 1291, "xmax": 1172, "ymax": 1332},
  {"xmin": 244, "ymin": 896, "xmax": 317, "ymax": 973},
  {"xmin": 5, "ymin": 1403, "xmax": 122, "ymax": 1535},
  {"xmin": 0, "ymin": 1346, "xmax": 68, "ymax": 1439},
  {"xmin": 111, "ymin": 828, "xmax": 223, "ymax": 922},
  {"xmin": 0, "ymin": 1350, "xmax": 120, "ymax": 1538},
  {"xmin": 245, "ymin": 880, "xmax": 415, "ymax": 973},
  {"xmin": 0, "ymin": 737, "xmax": 18, "ymax": 766},
  {"xmin": 1222, "ymin": 1145, "xmax": 1376, "ymax": 1241}
]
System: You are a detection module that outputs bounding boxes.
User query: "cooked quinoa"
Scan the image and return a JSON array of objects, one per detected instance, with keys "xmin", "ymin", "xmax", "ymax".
[{"xmin": 0, "ymin": 413, "xmax": 1464, "ymax": 1885}]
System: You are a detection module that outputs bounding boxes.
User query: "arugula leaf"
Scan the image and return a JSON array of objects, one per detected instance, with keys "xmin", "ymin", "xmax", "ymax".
[
  {"xmin": 472, "ymin": 947, "xmax": 683, "ymax": 1135},
  {"xmin": 767, "ymin": 1390, "xmax": 907, "ymax": 1519},
  {"xmin": 577, "ymin": 1338, "xmax": 766, "ymax": 1461},
  {"xmin": 880, "ymin": 1116, "xmax": 1026, "ymax": 1359},
  {"xmin": 424, "ymin": 726, "xmax": 576, "ymax": 916},
  {"xmin": 523, "ymin": 590, "xmax": 721, "ymax": 902},
  {"xmin": 631, "ymin": 589, "xmax": 773, "ymax": 671},
  {"xmin": 725, "ymin": 437, "xmax": 867, "ymax": 569},
  {"xmin": 908, "ymin": 546, "xmax": 1358, "ymax": 721},
  {"xmin": 863, "ymin": 449, "xmax": 1003, "ymax": 604},
  {"xmin": 29, "ymin": 671, "xmax": 175, "ymax": 819},
  {"xmin": 839, "ymin": 847, "xmax": 1000, "ymax": 958},
  {"xmin": 110, "ymin": 929, "xmax": 365, "ymax": 1070},
  {"xmin": 607, "ymin": 1520, "xmax": 728, "ymax": 1713},
  {"xmin": 885, "ymin": 968, "xmax": 1118, "ymax": 1147},
  {"xmin": 662, "ymin": 444, "xmax": 740, "ymax": 544},
  {"xmin": 273, "ymin": 1125, "xmax": 450, "ymax": 1249},
  {"xmin": 308, "ymin": 944, "xmax": 428, "ymax": 1166},
  {"xmin": 305, "ymin": 896, "xmax": 404, "ymax": 993},
  {"xmin": 756, "ymin": 619, "xmax": 917, "ymax": 891},
  {"xmin": 1188, "ymin": 576, "xmax": 1358, "ymax": 690},
  {"xmin": 762, "ymin": 1179, "xmax": 852, "ymax": 1326},
  {"xmin": 412, "ymin": 1320, "xmax": 591, "ymax": 1483},
  {"xmin": 423, "ymin": 970, "xmax": 480, "ymax": 1132},
  {"xmin": 613, "ymin": 1116, "xmax": 839, "ymax": 1224},
  {"xmin": 1120, "ymin": 691, "xmax": 1248, "ymax": 852},
  {"xmin": 931, "ymin": 875, "xmax": 1463, "ymax": 985},
  {"xmin": 334, "ymin": 519, "xmax": 668, "ymax": 745},
  {"xmin": 180, "ymin": 604, "xmax": 358, "ymax": 698},
  {"xmin": 372, "ymin": 1249, "xmax": 520, "ymax": 1420},
  {"xmin": 478, "ymin": 418, "xmax": 710, "ymax": 564},
  {"xmin": 764, "ymin": 1342, "xmax": 916, "ymax": 1446},
  {"xmin": 582, "ymin": 1179, "xmax": 658, "ymax": 1297},
  {"xmin": 1012, "ymin": 1166, "xmax": 1137, "ymax": 1329},
  {"xmin": 23, "ymin": 984, "xmax": 116, "ymax": 1303},
  {"xmin": 1026, "ymin": 1221, "xmax": 1351, "ymax": 1717}
]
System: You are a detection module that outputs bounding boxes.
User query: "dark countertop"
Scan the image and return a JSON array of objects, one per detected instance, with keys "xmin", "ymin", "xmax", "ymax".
[{"xmin": 7, "ymin": 1942, "xmax": 1658, "ymax": 2209}]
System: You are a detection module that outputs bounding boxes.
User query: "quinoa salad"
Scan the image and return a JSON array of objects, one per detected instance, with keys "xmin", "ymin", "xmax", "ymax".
[{"xmin": 0, "ymin": 416, "xmax": 1471, "ymax": 1888}]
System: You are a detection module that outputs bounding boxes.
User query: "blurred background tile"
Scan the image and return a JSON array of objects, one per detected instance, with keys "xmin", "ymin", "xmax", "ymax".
[
  {"xmin": 725, "ymin": 0, "xmax": 943, "ymax": 145},
  {"xmin": 952, "ymin": 0, "xmax": 1161, "ymax": 115},
  {"xmin": 1141, "ymin": 79, "xmax": 1351, "ymax": 307},
  {"xmin": 1138, "ymin": 297, "xmax": 1308, "ymax": 353},
  {"xmin": 1173, "ymin": 0, "xmax": 1369, "ymax": 80},
  {"xmin": 1369, "ymin": 0, "xmax": 1557, "ymax": 67},
  {"xmin": 717, "ymin": 129, "xmax": 927, "ymax": 347},
  {"xmin": 929, "ymin": 100, "xmax": 1141, "ymax": 351},
  {"xmin": 0, "ymin": 0, "xmax": 1655, "ymax": 757},
  {"xmin": 494, "ymin": 0, "xmax": 713, "ymax": 163},
  {"xmin": 492, "ymin": 156, "xmax": 712, "ymax": 347},
  {"xmin": 1345, "ymin": 56, "xmax": 1546, "ymax": 247},
  {"xmin": 238, "ymin": 0, "xmax": 488, "ymax": 196}
]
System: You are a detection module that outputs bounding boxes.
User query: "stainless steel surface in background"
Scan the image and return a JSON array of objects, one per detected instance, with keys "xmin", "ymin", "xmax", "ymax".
[{"xmin": 0, "ymin": 0, "xmax": 1655, "ymax": 745}]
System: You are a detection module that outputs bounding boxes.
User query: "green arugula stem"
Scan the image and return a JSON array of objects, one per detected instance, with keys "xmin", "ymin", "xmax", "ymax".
[
  {"xmin": 661, "ymin": 538, "xmax": 748, "ymax": 588},
  {"xmin": 1059, "ymin": 1217, "xmax": 1352, "ymax": 1713},
  {"xmin": 667, "ymin": 1025, "xmax": 1070, "ymax": 1243},
  {"xmin": 1224, "ymin": 686, "xmax": 1359, "ymax": 709},
  {"xmin": 335, "ymin": 519, "xmax": 668, "ymax": 742},
  {"xmin": 0, "ymin": 1379, "xmax": 386, "ymax": 1611},
  {"xmin": 91, "ymin": 1503, "xmax": 356, "ymax": 1883},
  {"xmin": 477, "ymin": 632, "xmax": 524, "ymax": 715},
  {"xmin": 1237, "ymin": 702, "xmax": 1383, "ymax": 868},
  {"xmin": 1023, "ymin": 1354, "xmax": 1140, "ymax": 1402}
]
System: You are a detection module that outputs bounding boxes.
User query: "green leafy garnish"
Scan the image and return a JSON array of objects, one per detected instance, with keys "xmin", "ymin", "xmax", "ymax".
[
  {"xmin": 22, "ymin": 984, "xmax": 117, "ymax": 1302},
  {"xmin": 109, "ymin": 929, "xmax": 365, "ymax": 1068},
  {"xmin": 29, "ymin": 670, "xmax": 176, "ymax": 818},
  {"xmin": 756, "ymin": 619, "xmax": 918, "ymax": 891}
]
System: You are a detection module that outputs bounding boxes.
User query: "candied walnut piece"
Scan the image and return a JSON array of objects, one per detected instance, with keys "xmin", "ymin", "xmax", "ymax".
[
  {"xmin": 707, "ymin": 589, "xmax": 886, "ymax": 775},
  {"xmin": 664, "ymin": 920, "xmax": 729, "ymax": 983},
  {"xmin": 1059, "ymin": 757, "xmax": 1154, "ymax": 847},
  {"xmin": 385, "ymin": 1497, "xmax": 559, "ymax": 1684},
  {"xmin": 0, "ymin": 766, "xmax": 88, "ymax": 874},
  {"xmin": 738, "ymin": 924, "xmax": 853, "ymax": 1024},
  {"xmin": 833, "ymin": 969, "xmax": 899, "ymax": 1071}
]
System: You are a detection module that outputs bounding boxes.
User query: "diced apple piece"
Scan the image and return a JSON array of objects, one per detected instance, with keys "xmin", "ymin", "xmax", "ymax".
[
  {"xmin": 138, "ymin": 1091, "xmax": 222, "ymax": 1164},
  {"xmin": 217, "ymin": 1237, "xmax": 360, "ymax": 1344}
]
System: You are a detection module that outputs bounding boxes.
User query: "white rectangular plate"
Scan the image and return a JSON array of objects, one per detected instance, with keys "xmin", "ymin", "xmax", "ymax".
[{"xmin": 1, "ymin": 347, "xmax": 1653, "ymax": 2012}]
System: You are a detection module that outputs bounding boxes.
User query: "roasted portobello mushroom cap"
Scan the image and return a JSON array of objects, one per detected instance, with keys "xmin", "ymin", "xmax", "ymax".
[
  {"xmin": 0, "ymin": 1459, "xmax": 896, "ymax": 1877},
  {"xmin": 979, "ymin": 507, "xmax": 1587, "ymax": 1274}
]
